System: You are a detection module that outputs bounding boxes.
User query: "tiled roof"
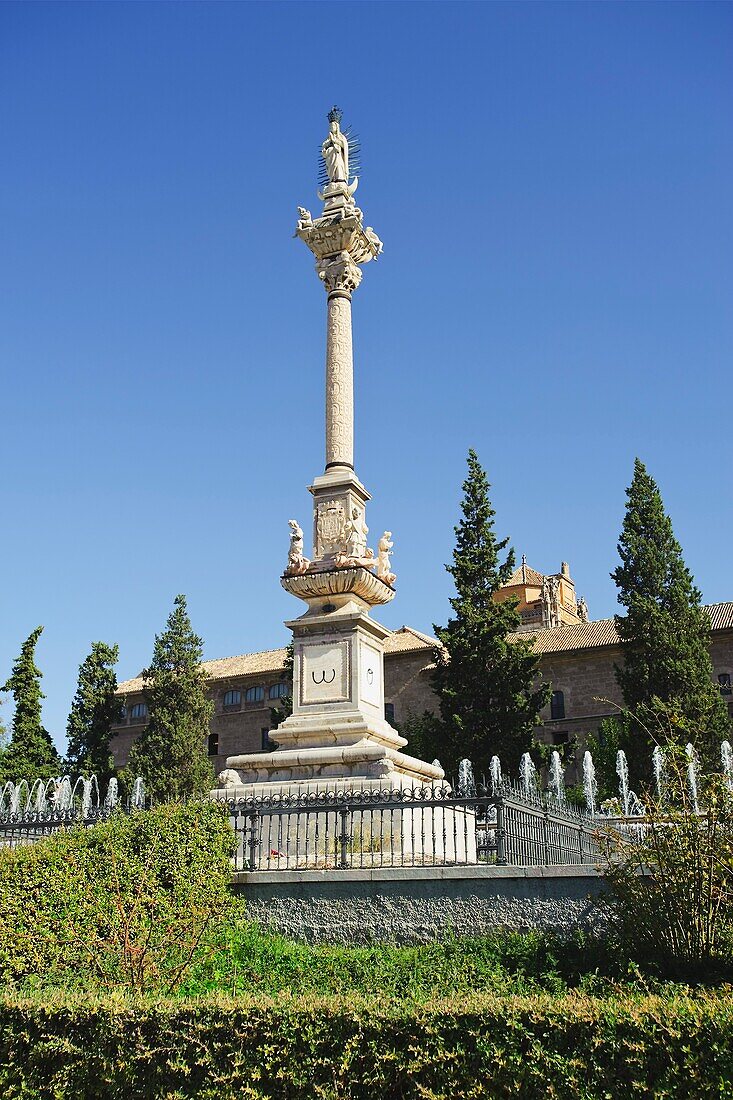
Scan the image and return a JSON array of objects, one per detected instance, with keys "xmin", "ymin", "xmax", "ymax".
[
  {"xmin": 116, "ymin": 626, "xmax": 438, "ymax": 695},
  {"xmin": 510, "ymin": 602, "xmax": 733, "ymax": 655},
  {"xmin": 708, "ymin": 602, "xmax": 733, "ymax": 632},
  {"xmin": 509, "ymin": 619, "xmax": 618, "ymax": 654},
  {"xmin": 505, "ymin": 564, "xmax": 545, "ymax": 588}
]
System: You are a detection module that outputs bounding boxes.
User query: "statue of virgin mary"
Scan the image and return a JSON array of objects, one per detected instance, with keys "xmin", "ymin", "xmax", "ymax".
[{"xmin": 321, "ymin": 106, "xmax": 350, "ymax": 184}]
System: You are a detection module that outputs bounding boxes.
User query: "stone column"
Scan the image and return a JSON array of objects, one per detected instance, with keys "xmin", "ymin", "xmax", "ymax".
[{"xmin": 319, "ymin": 253, "xmax": 362, "ymax": 472}]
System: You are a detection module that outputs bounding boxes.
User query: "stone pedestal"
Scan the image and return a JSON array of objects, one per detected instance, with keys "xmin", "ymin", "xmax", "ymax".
[{"xmin": 221, "ymin": 565, "xmax": 442, "ymax": 792}]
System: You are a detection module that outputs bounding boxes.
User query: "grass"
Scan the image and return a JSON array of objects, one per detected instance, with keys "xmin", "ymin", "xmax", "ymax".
[{"xmin": 178, "ymin": 912, "xmax": 729, "ymax": 1000}]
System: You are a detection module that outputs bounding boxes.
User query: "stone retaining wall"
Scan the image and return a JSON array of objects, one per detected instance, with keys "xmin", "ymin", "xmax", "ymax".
[{"xmin": 231, "ymin": 865, "xmax": 606, "ymax": 944}]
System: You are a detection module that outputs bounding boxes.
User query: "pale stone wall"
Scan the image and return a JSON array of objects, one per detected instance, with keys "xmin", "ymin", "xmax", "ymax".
[
  {"xmin": 231, "ymin": 865, "xmax": 607, "ymax": 943},
  {"xmin": 384, "ymin": 651, "xmax": 436, "ymax": 724}
]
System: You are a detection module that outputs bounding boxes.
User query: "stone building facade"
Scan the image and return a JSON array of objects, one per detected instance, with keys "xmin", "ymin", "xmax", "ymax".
[{"xmin": 111, "ymin": 582, "xmax": 733, "ymax": 778}]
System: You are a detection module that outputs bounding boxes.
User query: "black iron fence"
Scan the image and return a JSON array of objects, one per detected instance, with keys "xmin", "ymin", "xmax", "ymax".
[
  {"xmin": 221, "ymin": 781, "xmax": 601, "ymax": 872},
  {"xmin": 0, "ymin": 806, "xmax": 116, "ymax": 849},
  {"xmin": 1, "ymin": 782, "xmax": 602, "ymax": 869}
]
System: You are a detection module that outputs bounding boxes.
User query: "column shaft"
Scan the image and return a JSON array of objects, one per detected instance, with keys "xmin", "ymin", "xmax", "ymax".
[{"xmin": 325, "ymin": 292, "xmax": 354, "ymax": 469}]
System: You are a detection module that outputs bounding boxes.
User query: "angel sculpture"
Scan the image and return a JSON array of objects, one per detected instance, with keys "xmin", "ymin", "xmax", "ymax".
[{"xmin": 286, "ymin": 519, "xmax": 310, "ymax": 575}]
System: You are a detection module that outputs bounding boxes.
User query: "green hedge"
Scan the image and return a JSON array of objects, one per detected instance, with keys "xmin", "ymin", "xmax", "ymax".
[
  {"xmin": 0, "ymin": 989, "xmax": 731, "ymax": 1099},
  {"xmin": 0, "ymin": 801, "xmax": 235, "ymax": 992}
]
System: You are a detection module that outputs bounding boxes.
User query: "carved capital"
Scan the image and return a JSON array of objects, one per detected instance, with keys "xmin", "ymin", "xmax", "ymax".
[{"xmin": 317, "ymin": 252, "xmax": 363, "ymax": 295}]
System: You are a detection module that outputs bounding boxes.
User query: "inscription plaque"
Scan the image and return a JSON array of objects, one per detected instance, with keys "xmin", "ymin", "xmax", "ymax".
[{"xmin": 300, "ymin": 640, "xmax": 350, "ymax": 705}]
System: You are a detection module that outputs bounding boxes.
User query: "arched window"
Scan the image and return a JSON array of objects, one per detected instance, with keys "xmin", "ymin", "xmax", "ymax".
[
  {"xmin": 550, "ymin": 690, "xmax": 565, "ymax": 721},
  {"xmin": 718, "ymin": 673, "xmax": 732, "ymax": 697},
  {"xmin": 130, "ymin": 702, "xmax": 148, "ymax": 722},
  {"xmin": 223, "ymin": 689, "xmax": 241, "ymax": 709},
  {"xmin": 245, "ymin": 686, "xmax": 265, "ymax": 703},
  {"xmin": 207, "ymin": 732, "xmax": 219, "ymax": 757},
  {"xmin": 268, "ymin": 682, "xmax": 288, "ymax": 700}
]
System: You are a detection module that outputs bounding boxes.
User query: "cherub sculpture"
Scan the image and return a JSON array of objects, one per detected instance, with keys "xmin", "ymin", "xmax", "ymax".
[
  {"xmin": 295, "ymin": 206, "xmax": 313, "ymax": 234},
  {"xmin": 286, "ymin": 519, "xmax": 310, "ymax": 575},
  {"xmin": 217, "ymin": 769, "xmax": 241, "ymax": 789},
  {"xmin": 376, "ymin": 531, "xmax": 396, "ymax": 586}
]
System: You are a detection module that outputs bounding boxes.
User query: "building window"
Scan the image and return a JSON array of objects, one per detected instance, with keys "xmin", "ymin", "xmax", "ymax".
[
  {"xmin": 223, "ymin": 689, "xmax": 241, "ymax": 709},
  {"xmin": 550, "ymin": 691, "xmax": 565, "ymax": 720},
  {"xmin": 245, "ymin": 686, "xmax": 265, "ymax": 703},
  {"xmin": 384, "ymin": 702, "xmax": 395, "ymax": 723},
  {"xmin": 261, "ymin": 727, "xmax": 274, "ymax": 751},
  {"xmin": 268, "ymin": 682, "xmax": 289, "ymax": 700},
  {"xmin": 119, "ymin": 705, "xmax": 127, "ymax": 722},
  {"xmin": 552, "ymin": 731, "xmax": 570, "ymax": 746},
  {"xmin": 718, "ymin": 673, "xmax": 732, "ymax": 697},
  {"xmin": 207, "ymin": 732, "xmax": 219, "ymax": 757},
  {"xmin": 130, "ymin": 702, "xmax": 148, "ymax": 722}
]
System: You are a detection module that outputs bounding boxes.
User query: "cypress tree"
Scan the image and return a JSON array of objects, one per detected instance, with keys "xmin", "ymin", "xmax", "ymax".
[
  {"xmin": 125, "ymin": 595, "xmax": 214, "ymax": 801},
  {"xmin": 0, "ymin": 627, "xmax": 62, "ymax": 783},
  {"xmin": 432, "ymin": 450, "xmax": 549, "ymax": 776},
  {"xmin": 65, "ymin": 642, "xmax": 122, "ymax": 783},
  {"xmin": 612, "ymin": 458, "xmax": 730, "ymax": 766}
]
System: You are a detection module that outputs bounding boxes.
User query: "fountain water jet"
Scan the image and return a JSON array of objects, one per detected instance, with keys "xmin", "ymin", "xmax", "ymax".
[
  {"xmin": 457, "ymin": 759, "xmax": 475, "ymax": 797},
  {"xmin": 686, "ymin": 743, "xmax": 700, "ymax": 814},
  {"xmin": 489, "ymin": 755, "xmax": 502, "ymax": 794},
  {"xmin": 652, "ymin": 745, "xmax": 665, "ymax": 801},
  {"xmin": 519, "ymin": 753, "xmax": 537, "ymax": 797},
  {"xmin": 616, "ymin": 750, "xmax": 644, "ymax": 817},
  {"xmin": 548, "ymin": 750, "xmax": 565, "ymax": 803},
  {"xmin": 721, "ymin": 741, "xmax": 733, "ymax": 794},
  {"xmin": 131, "ymin": 777, "xmax": 146, "ymax": 809},
  {"xmin": 582, "ymin": 751, "xmax": 597, "ymax": 815}
]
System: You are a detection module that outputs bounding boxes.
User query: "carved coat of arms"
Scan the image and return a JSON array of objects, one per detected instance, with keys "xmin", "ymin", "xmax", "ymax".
[{"xmin": 316, "ymin": 500, "xmax": 347, "ymax": 557}]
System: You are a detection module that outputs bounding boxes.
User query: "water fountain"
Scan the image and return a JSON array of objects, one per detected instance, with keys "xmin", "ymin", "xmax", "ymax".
[
  {"xmin": 616, "ymin": 750, "xmax": 644, "ymax": 817},
  {"xmin": 0, "ymin": 774, "xmax": 139, "ymax": 821},
  {"xmin": 652, "ymin": 745, "xmax": 665, "ymax": 801},
  {"xmin": 131, "ymin": 777, "xmax": 146, "ymax": 809},
  {"xmin": 519, "ymin": 753, "xmax": 537, "ymax": 798},
  {"xmin": 548, "ymin": 750, "xmax": 565, "ymax": 804},
  {"xmin": 686, "ymin": 743, "xmax": 700, "ymax": 814},
  {"xmin": 489, "ymin": 755, "xmax": 502, "ymax": 794},
  {"xmin": 721, "ymin": 741, "xmax": 733, "ymax": 794},
  {"xmin": 582, "ymin": 751, "xmax": 597, "ymax": 815},
  {"xmin": 457, "ymin": 759, "xmax": 476, "ymax": 798}
]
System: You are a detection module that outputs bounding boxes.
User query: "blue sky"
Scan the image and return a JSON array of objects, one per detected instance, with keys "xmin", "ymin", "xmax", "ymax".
[{"xmin": 1, "ymin": 2, "xmax": 731, "ymax": 749}]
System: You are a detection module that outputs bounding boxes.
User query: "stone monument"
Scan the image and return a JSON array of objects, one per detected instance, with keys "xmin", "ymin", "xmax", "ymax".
[{"xmin": 217, "ymin": 108, "xmax": 443, "ymax": 794}]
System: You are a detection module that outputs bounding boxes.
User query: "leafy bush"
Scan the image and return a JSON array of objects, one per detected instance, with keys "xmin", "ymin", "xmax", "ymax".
[
  {"xmin": 0, "ymin": 801, "xmax": 236, "ymax": 992},
  {"xmin": 0, "ymin": 988, "xmax": 731, "ymax": 1099},
  {"xmin": 600, "ymin": 740, "xmax": 733, "ymax": 976}
]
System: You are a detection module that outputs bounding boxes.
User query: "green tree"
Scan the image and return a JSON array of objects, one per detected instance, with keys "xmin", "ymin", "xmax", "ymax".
[
  {"xmin": 65, "ymin": 642, "xmax": 122, "ymax": 783},
  {"xmin": 611, "ymin": 459, "xmax": 730, "ymax": 772},
  {"xmin": 431, "ymin": 450, "xmax": 549, "ymax": 776},
  {"xmin": 124, "ymin": 596, "xmax": 214, "ymax": 800},
  {"xmin": 0, "ymin": 627, "xmax": 62, "ymax": 783}
]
